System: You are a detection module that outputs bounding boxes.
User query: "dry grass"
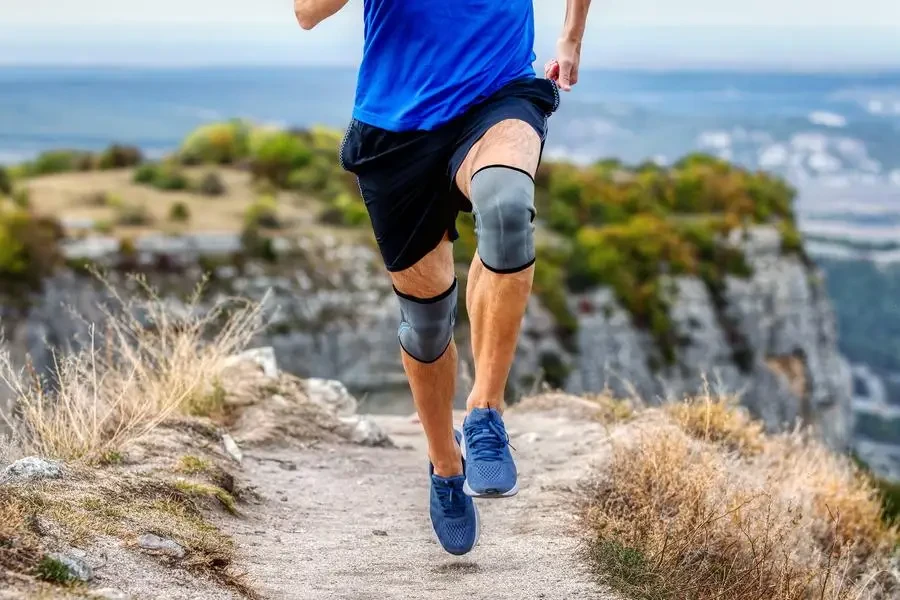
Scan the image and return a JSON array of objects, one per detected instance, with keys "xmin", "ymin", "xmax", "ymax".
[
  {"xmin": 665, "ymin": 392, "xmax": 766, "ymax": 455},
  {"xmin": 582, "ymin": 395, "xmax": 900, "ymax": 600},
  {"xmin": 0, "ymin": 468, "xmax": 255, "ymax": 595},
  {"xmin": 0, "ymin": 277, "xmax": 265, "ymax": 462}
]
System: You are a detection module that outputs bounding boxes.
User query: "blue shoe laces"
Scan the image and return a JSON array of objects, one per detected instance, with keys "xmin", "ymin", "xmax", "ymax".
[
  {"xmin": 433, "ymin": 479, "xmax": 467, "ymax": 518},
  {"xmin": 465, "ymin": 413, "xmax": 514, "ymax": 462}
]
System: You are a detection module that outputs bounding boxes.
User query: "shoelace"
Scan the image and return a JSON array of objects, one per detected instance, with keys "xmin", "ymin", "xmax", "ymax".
[
  {"xmin": 464, "ymin": 415, "xmax": 514, "ymax": 462},
  {"xmin": 433, "ymin": 480, "xmax": 467, "ymax": 519}
]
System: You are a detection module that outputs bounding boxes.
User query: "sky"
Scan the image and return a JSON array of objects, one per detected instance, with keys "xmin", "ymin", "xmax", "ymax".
[{"xmin": 1, "ymin": 0, "xmax": 899, "ymax": 70}]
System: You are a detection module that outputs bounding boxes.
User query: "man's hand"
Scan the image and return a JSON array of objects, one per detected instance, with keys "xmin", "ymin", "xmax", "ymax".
[{"xmin": 544, "ymin": 37, "xmax": 582, "ymax": 92}]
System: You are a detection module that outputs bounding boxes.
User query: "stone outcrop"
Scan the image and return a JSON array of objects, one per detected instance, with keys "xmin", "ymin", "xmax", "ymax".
[
  {"xmin": 566, "ymin": 227, "xmax": 853, "ymax": 450},
  {"xmin": 1, "ymin": 227, "xmax": 854, "ymax": 450}
]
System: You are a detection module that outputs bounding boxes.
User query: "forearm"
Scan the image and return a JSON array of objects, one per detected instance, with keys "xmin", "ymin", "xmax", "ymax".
[
  {"xmin": 294, "ymin": 0, "xmax": 348, "ymax": 30},
  {"xmin": 561, "ymin": 0, "xmax": 591, "ymax": 42}
]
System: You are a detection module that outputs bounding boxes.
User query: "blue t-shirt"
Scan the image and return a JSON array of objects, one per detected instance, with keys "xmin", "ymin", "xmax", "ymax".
[{"xmin": 353, "ymin": 0, "xmax": 536, "ymax": 132}]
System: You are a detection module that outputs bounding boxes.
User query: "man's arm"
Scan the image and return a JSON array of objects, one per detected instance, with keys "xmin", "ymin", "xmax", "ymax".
[
  {"xmin": 545, "ymin": 0, "xmax": 592, "ymax": 91},
  {"xmin": 294, "ymin": 0, "xmax": 349, "ymax": 30}
]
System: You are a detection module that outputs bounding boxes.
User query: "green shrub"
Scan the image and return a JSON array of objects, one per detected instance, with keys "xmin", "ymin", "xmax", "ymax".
[
  {"xmin": 287, "ymin": 157, "xmax": 333, "ymax": 194},
  {"xmin": 11, "ymin": 187, "xmax": 30, "ymax": 209},
  {"xmin": 133, "ymin": 163, "xmax": 158, "ymax": 185},
  {"xmin": 0, "ymin": 166, "xmax": 11, "ymax": 195},
  {"xmin": 244, "ymin": 195, "xmax": 280, "ymax": 229},
  {"xmin": 240, "ymin": 225, "xmax": 278, "ymax": 262},
  {"xmin": 169, "ymin": 201, "xmax": 191, "ymax": 222},
  {"xmin": 180, "ymin": 120, "xmax": 250, "ymax": 164},
  {"xmin": 779, "ymin": 220, "xmax": 804, "ymax": 255},
  {"xmin": 132, "ymin": 162, "xmax": 188, "ymax": 191},
  {"xmin": 30, "ymin": 150, "xmax": 94, "ymax": 175},
  {"xmin": 97, "ymin": 144, "xmax": 143, "ymax": 169},
  {"xmin": 333, "ymin": 193, "xmax": 368, "ymax": 226},
  {"xmin": 0, "ymin": 208, "xmax": 62, "ymax": 288},
  {"xmin": 197, "ymin": 171, "xmax": 227, "ymax": 196},
  {"xmin": 249, "ymin": 130, "xmax": 313, "ymax": 186},
  {"xmin": 93, "ymin": 219, "xmax": 114, "ymax": 234},
  {"xmin": 115, "ymin": 203, "xmax": 152, "ymax": 226}
]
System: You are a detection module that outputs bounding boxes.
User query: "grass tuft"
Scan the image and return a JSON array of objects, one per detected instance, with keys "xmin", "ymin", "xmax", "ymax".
[
  {"xmin": 581, "ymin": 401, "xmax": 900, "ymax": 600},
  {"xmin": 174, "ymin": 480, "xmax": 238, "ymax": 515},
  {"xmin": 0, "ymin": 276, "xmax": 265, "ymax": 462},
  {"xmin": 35, "ymin": 556, "xmax": 75, "ymax": 584}
]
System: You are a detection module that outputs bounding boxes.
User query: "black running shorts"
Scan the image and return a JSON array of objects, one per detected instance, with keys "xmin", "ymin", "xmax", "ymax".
[{"xmin": 339, "ymin": 76, "xmax": 560, "ymax": 272}]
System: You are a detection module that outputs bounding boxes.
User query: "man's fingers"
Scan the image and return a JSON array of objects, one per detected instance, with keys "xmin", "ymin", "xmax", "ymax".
[
  {"xmin": 544, "ymin": 59, "xmax": 559, "ymax": 80},
  {"xmin": 558, "ymin": 61, "xmax": 573, "ymax": 91}
]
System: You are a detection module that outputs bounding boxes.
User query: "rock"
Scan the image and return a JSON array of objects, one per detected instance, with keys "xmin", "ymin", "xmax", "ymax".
[
  {"xmin": 226, "ymin": 347, "xmax": 278, "ymax": 379},
  {"xmin": 372, "ymin": 529, "xmax": 388, "ymax": 537},
  {"xmin": 88, "ymin": 588, "xmax": 130, "ymax": 600},
  {"xmin": 137, "ymin": 533, "xmax": 186, "ymax": 559},
  {"xmin": 46, "ymin": 552, "xmax": 93, "ymax": 582},
  {"xmin": 0, "ymin": 457, "xmax": 63, "ymax": 484},
  {"xmin": 521, "ymin": 432, "xmax": 541, "ymax": 444},
  {"xmin": 221, "ymin": 434, "xmax": 244, "ymax": 464},
  {"xmin": 341, "ymin": 416, "xmax": 393, "ymax": 447},
  {"xmin": 305, "ymin": 378, "xmax": 359, "ymax": 416}
]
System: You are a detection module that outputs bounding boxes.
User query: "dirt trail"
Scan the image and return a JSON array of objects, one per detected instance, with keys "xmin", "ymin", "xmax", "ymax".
[{"xmin": 223, "ymin": 408, "xmax": 615, "ymax": 600}]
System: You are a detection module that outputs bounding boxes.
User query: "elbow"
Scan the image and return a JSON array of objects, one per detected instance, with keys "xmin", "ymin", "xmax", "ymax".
[
  {"xmin": 296, "ymin": 14, "xmax": 319, "ymax": 30},
  {"xmin": 294, "ymin": 3, "xmax": 320, "ymax": 30},
  {"xmin": 295, "ymin": 12, "xmax": 319, "ymax": 30}
]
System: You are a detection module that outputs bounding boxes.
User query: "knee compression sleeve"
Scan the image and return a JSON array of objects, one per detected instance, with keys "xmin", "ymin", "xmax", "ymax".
[
  {"xmin": 396, "ymin": 279, "xmax": 458, "ymax": 363},
  {"xmin": 470, "ymin": 165, "xmax": 537, "ymax": 273}
]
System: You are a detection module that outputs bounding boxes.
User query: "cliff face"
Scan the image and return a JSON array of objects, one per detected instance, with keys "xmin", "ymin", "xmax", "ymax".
[
  {"xmin": 560, "ymin": 227, "xmax": 853, "ymax": 450},
  {"xmin": 2, "ymin": 227, "xmax": 853, "ymax": 448}
]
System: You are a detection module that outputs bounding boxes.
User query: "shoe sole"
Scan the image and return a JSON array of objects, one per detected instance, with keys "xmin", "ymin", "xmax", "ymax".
[
  {"xmin": 460, "ymin": 432, "xmax": 519, "ymax": 499},
  {"xmin": 462, "ymin": 479, "xmax": 519, "ymax": 498}
]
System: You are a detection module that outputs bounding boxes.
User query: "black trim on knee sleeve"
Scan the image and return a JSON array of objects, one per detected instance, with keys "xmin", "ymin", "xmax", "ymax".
[
  {"xmin": 392, "ymin": 278, "xmax": 458, "ymax": 304},
  {"xmin": 472, "ymin": 164, "xmax": 535, "ymax": 183},
  {"xmin": 400, "ymin": 338, "xmax": 453, "ymax": 364},
  {"xmin": 480, "ymin": 256, "xmax": 536, "ymax": 275}
]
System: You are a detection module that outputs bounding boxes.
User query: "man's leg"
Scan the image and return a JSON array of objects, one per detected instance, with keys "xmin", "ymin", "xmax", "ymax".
[
  {"xmin": 456, "ymin": 119, "xmax": 541, "ymax": 412},
  {"xmin": 453, "ymin": 118, "xmax": 541, "ymax": 498},
  {"xmin": 391, "ymin": 234, "xmax": 480, "ymax": 555},
  {"xmin": 389, "ymin": 234, "xmax": 460, "ymax": 477}
]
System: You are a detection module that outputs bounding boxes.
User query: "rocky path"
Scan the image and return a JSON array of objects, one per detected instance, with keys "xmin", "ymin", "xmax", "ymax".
[{"xmin": 224, "ymin": 408, "xmax": 615, "ymax": 600}]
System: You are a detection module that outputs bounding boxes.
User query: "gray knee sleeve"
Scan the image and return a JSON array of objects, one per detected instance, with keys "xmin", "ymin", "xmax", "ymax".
[
  {"xmin": 471, "ymin": 165, "xmax": 536, "ymax": 273},
  {"xmin": 396, "ymin": 279, "xmax": 458, "ymax": 363}
]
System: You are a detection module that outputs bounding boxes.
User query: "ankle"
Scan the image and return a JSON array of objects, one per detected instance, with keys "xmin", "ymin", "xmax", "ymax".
[
  {"xmin": 432, "ymin": 456, "xmax": 463, "ymax": 478},
  {"xmin": 466, "ymin": 396, "xmax": 503, "ymax": 413}
]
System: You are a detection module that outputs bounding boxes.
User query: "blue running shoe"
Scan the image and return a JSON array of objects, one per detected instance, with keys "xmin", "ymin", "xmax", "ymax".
[
  {"xmin": 430, "ymin": 430, "xmax": 480, "ymax": 555},
  {"xmin": 461, "ymin": 408, "xmax": 518, "ymax": 498}
]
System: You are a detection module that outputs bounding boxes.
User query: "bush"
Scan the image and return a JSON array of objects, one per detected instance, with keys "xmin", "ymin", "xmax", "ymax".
[
  {"xmin": 11, "ymin": 187, "xmax": 30, "ymax": 209},
  {"xmin": 115, "ymin": 203, "xmax": 153, "ymax": 226},
  {"xmin": 244, "ymin": 195, "xmax": 280, "ymax": 229},
  {"xmin": 30, "ymin": 150, "xmax": 94, "ymax": 175},
  {"xmin": 248, "ymin": 130, "xmax": 313, "ymax": 187},
  {"xmin": 0, "ymin": 166, "xmax": 11, "ymax": 195},
  {"xmin": 132, "ymin": 163, "xmax": 189, "ymax": 191},
  {"xmin": 0, "ymin": 208, "xmax": 63, "ymax": 288},
  {"xmin": 97, "ymin": 144, "xmax": 143, "ymax": 169},
  {"xmin": 169, "ymin": 201, "xmax": 191, "ymax": 222},
  {"xmin": 197, "ymin": 171, "xmax": 227, "ymax": 196},
  {"xmin": 180, "ymin": 120, "xmax": 250, "ymax": 165},
  {"xmin": 582, "ymin": 397, "xmax": 900, "ymax": 600}
]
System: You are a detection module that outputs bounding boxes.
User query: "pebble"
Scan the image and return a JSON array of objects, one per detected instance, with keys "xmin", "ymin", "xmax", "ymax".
[
  {"xmin": 1, "ymin": 457, "xmax": 63, "ymax": 484},
  {"xmin": 137, "ymin": 533, "xmax": 186, "ymax": 559},
  {"xmin": 222, "ymin": 434, "xmax": 244, "ymax": 464}
]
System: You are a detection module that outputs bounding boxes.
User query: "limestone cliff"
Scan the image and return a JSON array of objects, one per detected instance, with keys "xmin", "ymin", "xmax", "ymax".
[{"xmin": 2, "ymin": 226, "xmax": 853, "ymax": 449}]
